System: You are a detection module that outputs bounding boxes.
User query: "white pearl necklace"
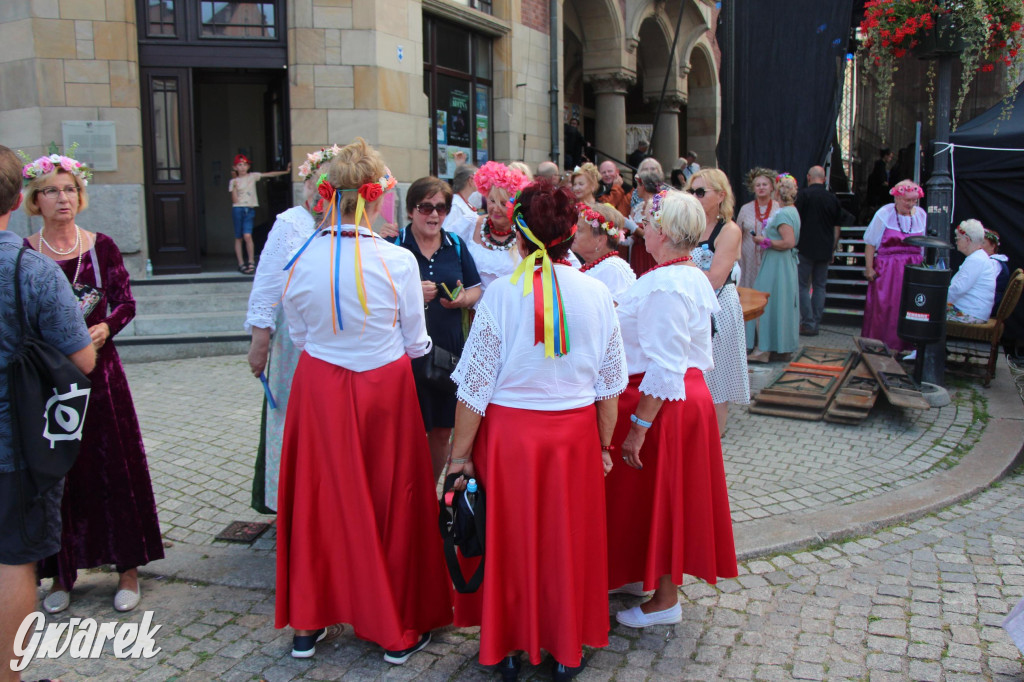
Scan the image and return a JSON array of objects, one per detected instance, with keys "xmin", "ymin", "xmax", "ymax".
[{"xmin": 39, "ymin": 225, "xmax": 80, "ymax": 256}]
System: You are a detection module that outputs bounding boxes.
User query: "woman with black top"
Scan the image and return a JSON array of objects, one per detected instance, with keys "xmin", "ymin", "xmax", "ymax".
[
  {"xmin": 393, "ymin": 176, "xmax": 482, "ymax": 479},
  {"xmin": 686, "ymin": 169, "xmax": 750, "ymax": 435}
]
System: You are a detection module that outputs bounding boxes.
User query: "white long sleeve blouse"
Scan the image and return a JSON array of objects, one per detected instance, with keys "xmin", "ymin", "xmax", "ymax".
[
  {"xmin": 451, "ymin": 265, "xmax": 627, "ymax": 415},
  {"xmin": 615, "ymin": 263, "xmax": 720, "ymax": 401},
  {"xmin": 282, "ymin": 225, "xmax": 431, "ymax": 371},
  {"xmin": 949, "ymin": 249, "xmax": 996, "ymax": 321},
  {"xmin": 582, "ymin": 255, "xmax": 636, "ymax": 303},
  {"xmin": 245, "ymin": 206, "xmax": 317, "ymax": 332}
]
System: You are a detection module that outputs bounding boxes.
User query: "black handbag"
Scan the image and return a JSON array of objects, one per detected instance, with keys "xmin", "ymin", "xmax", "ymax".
[
  {"xmin": 7, "ymin": 247, "xmax": 92, "ymax": 498},
  {"xmin": 418, "ymin": 343, "xmax": 460, "ymax": 394},
  {"xmin": 438, "ymin": 473, "xmax": 486, "ymax": 593}
]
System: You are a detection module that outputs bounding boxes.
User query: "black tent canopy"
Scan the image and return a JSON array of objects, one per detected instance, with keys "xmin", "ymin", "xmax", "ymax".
[{"xmin": 948, "ymin": 85, "xmax": 1024, "ymax": 342}]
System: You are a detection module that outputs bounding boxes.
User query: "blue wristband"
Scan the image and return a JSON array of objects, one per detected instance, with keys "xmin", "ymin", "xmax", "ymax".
[{"xmin": 630, "ymin": 414, "xmax": 653, "ymax": 429}]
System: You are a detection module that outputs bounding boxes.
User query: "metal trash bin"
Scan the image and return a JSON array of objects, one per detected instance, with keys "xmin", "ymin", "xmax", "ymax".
[{"xmin": 898, "ymin": 264, "xmax": 951, "ymax": 345}]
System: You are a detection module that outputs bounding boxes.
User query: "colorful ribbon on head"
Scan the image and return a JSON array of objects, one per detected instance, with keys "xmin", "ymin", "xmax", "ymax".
[
  {"xmin": 281, "ymin": 169, "xmax": 399, "ymax": 333},
  {"xmin": 509, "ymin": 192, "xmax": 576, "ymax": 358}
]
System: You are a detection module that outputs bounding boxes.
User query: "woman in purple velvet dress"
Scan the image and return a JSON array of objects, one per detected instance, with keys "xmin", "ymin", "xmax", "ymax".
[
  {"xmin": 861, "ymin": 179, "xmax": 926, "ymax": 352},
  {"xmin": 21, "ymin": 154, "xmax": 163, "ymax": 614}
]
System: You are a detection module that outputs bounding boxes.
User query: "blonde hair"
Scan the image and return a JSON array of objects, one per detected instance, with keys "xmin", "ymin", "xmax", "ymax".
[
  {"xmin": 327, "ymin": 137, "xmax": 388, "ymax": 215},
  {"xmin": 775, "ymin": 175, "xmax": 798, "ymax": 205},
  {"xmin": 24, "ymin": 169, "xmax": 89, "ymax": 216},
  {"xmin": 654, "ymin": 190, "xmax": 705, "ymax": 249},
  {"xmin": 508, "ymin": 161, "xmax": 534, "ymax": 182},
  {"xmin": 686, "ymin": 168, "xmax": 735, "ymax": 221},
  {"xmin": 571, "ymin": 163, "xmax": 600, "ymax": 195},
  {"xmin": 588, "ymin": 202, "xmax": 625, "ymax": 248}
]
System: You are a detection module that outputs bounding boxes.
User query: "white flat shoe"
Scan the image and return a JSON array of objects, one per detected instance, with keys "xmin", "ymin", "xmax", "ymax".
[
  {"xmin": 43, "ymin": 589, "xmax": 70, "ymax": 614},
  {"xmin": 609, "ymin": 581, "xmax": 652, "ymax": 597},
  {"xmin": 615, "ymin": 603, "xmax": 682, "ymax": 628},
  {"xmin": 113, "ymin": 585, "xmax": 141, "ymax": 612}
]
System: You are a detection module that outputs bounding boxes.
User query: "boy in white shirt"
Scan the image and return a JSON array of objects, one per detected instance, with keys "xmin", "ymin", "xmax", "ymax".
[{"xmin": 229, "ymin": 153, "xmax": 289, "ymax": 274}]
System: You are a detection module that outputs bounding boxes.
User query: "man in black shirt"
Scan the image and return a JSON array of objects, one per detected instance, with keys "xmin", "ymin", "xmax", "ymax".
[{"xmin": 795, "ymin": 166, "xmax": 842, "ymax": 336}]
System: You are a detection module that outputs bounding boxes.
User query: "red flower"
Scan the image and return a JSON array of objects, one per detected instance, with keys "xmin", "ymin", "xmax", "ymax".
[
  {"xmin": 358, "ymin": 182, "xmax": 383, "ymax": 203},
  {"xmin": 318, "ymin": 179, "xmax": 333, "ymax": 201}
]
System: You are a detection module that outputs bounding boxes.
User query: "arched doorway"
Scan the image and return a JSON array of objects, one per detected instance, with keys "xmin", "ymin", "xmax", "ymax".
[{"xmin": 685, "ymin": 44, "xmax": 718, "ymax": 170}]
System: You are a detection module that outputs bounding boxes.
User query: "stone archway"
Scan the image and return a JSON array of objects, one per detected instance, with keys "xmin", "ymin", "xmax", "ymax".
[
  {"xmin": 635, "ymin": 14, "xmax": 681, "ymax": 173},
  {"xmin": 685, "ymin": 42, "xmax": 718, "ymax": 169}
]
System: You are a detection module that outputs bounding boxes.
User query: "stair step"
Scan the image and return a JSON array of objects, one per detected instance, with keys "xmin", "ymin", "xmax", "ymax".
[
  {"xmin": 131, "ymin": 275, "xmax": 255, "ymax": 297},
  {"xmin": 116, "ymin": 331, "xmax": 250, "ymax": 363},
  {"xmin": 133, "ymin": 292, "xmax": 251, "ymax": 315},
  {"xmin": 125, "ymin": 311, "xmax": 247, "ymax": 337}
]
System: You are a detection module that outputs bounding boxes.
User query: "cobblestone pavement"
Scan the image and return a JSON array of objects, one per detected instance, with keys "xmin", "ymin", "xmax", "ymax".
[
  {"xmin": 20, "ymin": 323, "xmax": 1024, "ymax": 680},
  {"xmin": 28, "ymin": 467, "xmax": 1024, "ymax": 681}
]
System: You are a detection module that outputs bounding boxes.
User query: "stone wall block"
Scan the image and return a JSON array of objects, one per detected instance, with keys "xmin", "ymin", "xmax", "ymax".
[
  {"xmin": 351, "ymin": 0, "xmax": 375, "ymax": 31},
  {"xmin": 39, "ymin": 106, "xmax": 99, "ymax": 143},
  {"xmin": 314, "ymin": 64, "xmax": 353, "ymax": 88},
  {"xmin": 99, "ymin": 106, "xmax": 142, "ymax": 146},
  {"xmin": 314, "ymin": 86, "xmax": 354, "ymax": 110},
  {"xmin": 0, "ymin": 61, "xmax": 38, "ymax": 111},
  {"xmin": 325, "ymin": 47, "xmax": 341, "ymax": 65},
  {"xmin": 92, "ymin": 146, "xmax": 143, "ymax": 188},
  {"xmin": 94, "ymin": 21, "xmax": 130, "ymax": 61},
  {"xmin": 65, "ymin": 59, "xmax": 109, "ymax": 84},
  {"xmin": 76, "ymin": 39, "xmax": 94, "ymax": 60},
  {"xmin": 377, "ymin": 69, "xmax": 409, "ymax": 113},
  {"xmin": 313, "ymin": 5, "xmax": 352, "ymax": 29},
  {"xmin": 75, "ymin": 183, "xmax": 144, "ymax": 252},
  {"xmin": 293, "ymin": 28, "xmax": 325, "ymax": 64},
  {"xmin": 36, "ymin": 59, "xmax": 66, "ymax": 106},
  {"xmin": 74, "ymin": 19, "xmax": 93, "ymax": 40},
  {"xmin": 327, "ymin": 108, "xmax": 376, "ymax": 146},
  {"xmin": 339, "ymin": 29, "xmax": 375, "ymax": 66},
  {"xmin": 0, "ymin": 20, "xmax": 35, "ymax": 65},
  {"xmin": 66, "ymin": 82, "xmax": 110, "ymax": 107},
  {"xmin": 292, "ymin": 0, "xmax": 314, "ymax": 29},
  {"xmin": 59, "ymin": 0, "xmax": 105, "ymax": 20},
  {"xmin": 0, "ymin": 0, "xmax": 31, "ymax": 22},
  {"xmin": 0, "ymin": 107, "xmax": 43, "ymax": 148},
  {"xmin": 104, "ymin": 0, "xmax": 126, "ymax": 22},
  {"xmin": 109, "ymin": 59, "xmax": 140, "ymax": 108},
  {"xmin": 30, "ymin": 19, "xmax": 74, "ymax": 59},
  {"xmin": 290, "ymin": 108, "xmax": 328, "ymax": 145}
]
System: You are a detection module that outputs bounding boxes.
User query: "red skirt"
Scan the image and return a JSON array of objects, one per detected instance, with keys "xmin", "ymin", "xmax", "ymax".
[
  {"xmin": 606, "ymin": 370, "xmax": 737, "ymax": 589},
  {"xmin": 453, "ymin": 404, "xmax": 609, "ymax": 666},
  {"xmin": 274, "ymin": 353, "xmax": 453, "ymax": 650}
]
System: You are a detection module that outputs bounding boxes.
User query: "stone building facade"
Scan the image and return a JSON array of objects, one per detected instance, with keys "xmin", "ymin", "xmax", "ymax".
[{"xmin": 0, "ymin": 0, "xmax": 719, "ymax": 275}]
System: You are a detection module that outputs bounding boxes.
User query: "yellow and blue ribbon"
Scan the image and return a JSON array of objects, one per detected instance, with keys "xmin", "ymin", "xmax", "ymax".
[{"xmin": 509, "ymin": 198, "xmax": 574, "ymax": 358}]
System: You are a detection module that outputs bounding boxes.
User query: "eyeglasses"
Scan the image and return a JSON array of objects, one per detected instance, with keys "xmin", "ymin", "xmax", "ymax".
[
  {"xmin": 686, "ymin": 187, "xmax": 708, "ymax": 198},
  {"xmin": 39, "ymin": 186, "xmax": 80, "ymax": 199},
  {"xmin": 414, "ymin": 202, "xmax": 448, "ymax": 216}
]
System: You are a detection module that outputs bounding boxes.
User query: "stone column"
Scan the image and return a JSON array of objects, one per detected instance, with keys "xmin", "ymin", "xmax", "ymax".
[
  {"xmin": 647, "ymin": 94, "xmax": 685, "ymax": 175},
  {"xmin": 586, "ymin": 72, "xmax": 635, "ymax": 164}
]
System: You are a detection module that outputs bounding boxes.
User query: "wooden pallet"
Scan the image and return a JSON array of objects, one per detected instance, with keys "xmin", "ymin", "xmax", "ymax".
[
  {"xmin": 853, "ymin": 336, "xmax": 930, "ymax": 410},
  {"xmin": 824, "ymin": 360, "xmax": 879, "ymax": 424},
  {"xmin": 749, "ymin": 347, "xmax": 856, "ymax": 420}
]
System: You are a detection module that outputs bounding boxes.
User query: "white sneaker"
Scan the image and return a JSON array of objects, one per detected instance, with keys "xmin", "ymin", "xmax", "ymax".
[
  {"xmin": 608, "ymin": 581, "xmax": 652, "ymax": 597},
  {"xmin": 615, "ymin": 603, "xmax": 683, "ymax": 628},
  {"xmin": 43, "ymin": 589, "xmax": 70, "ymax": 614}
]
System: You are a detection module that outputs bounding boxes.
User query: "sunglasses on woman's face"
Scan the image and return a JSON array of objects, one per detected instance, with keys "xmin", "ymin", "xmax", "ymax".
[
  {"xmin": 414, "ymin": 202, "xmax": 448, "ymax": 216},
  {"xmin": 686, "ymin": 187, "xmax": 708, "ymax": 198}
]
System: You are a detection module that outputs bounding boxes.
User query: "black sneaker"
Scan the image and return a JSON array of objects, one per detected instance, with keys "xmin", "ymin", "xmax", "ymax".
[
  {"xmin": 291, "ymin": 628, "xmax": 327, "ymax": 658},
  {"xmin": 383, "ymin": 631, "xmax": 431, "ymax": 664},
  {"xmin": 552, "ymin": 656, "xmax": 587, "ymax": 682},
  {"xmin": 799, "ymin": 325, "xmax": 819, "ymax": 336}
]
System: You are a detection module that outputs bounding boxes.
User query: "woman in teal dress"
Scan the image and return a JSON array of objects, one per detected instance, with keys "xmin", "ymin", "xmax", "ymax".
[{"xmin": 747, "ymin": 174, "xmax": 801, "ymax": 360}]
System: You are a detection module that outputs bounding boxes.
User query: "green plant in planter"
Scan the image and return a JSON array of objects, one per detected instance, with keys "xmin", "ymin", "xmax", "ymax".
[{"xmin": 859, "ymin": 0, "xmax": 1024, "ymax": 134}]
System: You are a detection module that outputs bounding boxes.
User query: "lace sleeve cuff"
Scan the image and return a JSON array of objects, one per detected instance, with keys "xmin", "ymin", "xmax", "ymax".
[
  {"xmin": 638, "ymin": 367, "xmax": 688, "ymax": 401},
  {"xmin": 595, "ymin": 323, "xmax": 628, "ymax": 400},
  {"xmin": 452, "ymin": 302, "xmax": 503, "ymax": 416}
]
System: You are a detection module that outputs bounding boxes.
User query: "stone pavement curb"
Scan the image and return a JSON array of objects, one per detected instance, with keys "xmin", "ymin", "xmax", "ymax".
[{"xmin": 139, "ymin": 358, "xmax": 1024, "ymax": 591}]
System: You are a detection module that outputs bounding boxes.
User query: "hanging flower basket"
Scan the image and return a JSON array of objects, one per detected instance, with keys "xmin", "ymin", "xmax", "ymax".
[{"xmin": 859, "ymin": 0, "xmax": 1024, "ymax": 134}]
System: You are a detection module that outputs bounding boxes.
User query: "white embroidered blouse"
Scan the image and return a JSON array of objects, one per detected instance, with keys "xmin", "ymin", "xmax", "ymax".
[
  {"xmin": 615, "ymin": 263, "xmax": 720, "ymax": 401},
  {"xmin": 245, "ymin": 206, "xmax": 317, "ymax": 333},
  {"xmin": 451, "ymin": 265, "xmax": 627, "ymax": 415},
  {"xmin": 282, "ymin": 225, "xmax": 431, "ymax": 371},
  {"xmin": 583, "ymin": 255, "xmax": 636, "ymax": 303}
]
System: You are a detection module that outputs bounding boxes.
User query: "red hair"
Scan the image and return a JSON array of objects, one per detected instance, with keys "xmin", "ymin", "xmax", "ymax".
[{"xmin": 516, "ymin": 182, "xmax": 577, "ymax": 260}]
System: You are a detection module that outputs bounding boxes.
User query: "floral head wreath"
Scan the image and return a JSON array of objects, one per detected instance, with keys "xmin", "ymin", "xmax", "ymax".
[
  {"xmin": 650, "ymin": 189, "xmax": 670, "ymax": 227},
  {"xmin": 474, "ymin": 161, "xmax": 529, "ymax": 198},
  {"xmin": 890, "ymin": 181, "xmax": 924, "ymax": 199},
  {"xmin": 298, "ymin": 144, "xmax": 343, "ymax": 181},
  {"xmin": 775, "ymin": 173, "xmax": 796, "ymax": 186},
  {"xmin": 579, "ymin": 204, "xmax": 622, "ymax": 239},
  {"xmin": 283, "ymin": 165, "xmax": 399, "ymax": 334},
  {"xmin": 18, "ymin": 144, "xmax": 92, "ymax": 186},
  {"xmin": 508, "ymin": 190, "xmax": 576, "ymax": 358},
  {"xmin": 984, "ymin": 229, "xmax": 1000, "ymax": 246}
]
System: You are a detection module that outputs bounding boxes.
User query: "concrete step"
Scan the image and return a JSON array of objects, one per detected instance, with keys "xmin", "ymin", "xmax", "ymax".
[
  {"xmin": 116, "ymin": 332, "xmax": 250, "ymax": 363},
  {"xmin": 130, "ymin": 274, "xmax": 255, "ymax": 297},
  {"xmin": 133, "ymin": 292, "xmax": 252, "ymax": 315},
  {"xmin": 124, "ymin": 311, "xmax": 247, "ymax": 337}
]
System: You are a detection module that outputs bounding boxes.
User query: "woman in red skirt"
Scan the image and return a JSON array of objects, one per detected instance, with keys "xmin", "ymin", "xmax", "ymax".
[
  {"xmin": 275, "ymin": 138, "xmax": 452, "ymax": 663},
  {"xmin": 607, "ymin": 189, "xmax": 738, "ymax": 628},
  {"xmin": 448, "ymin": 182, "xmax": 628, "ymax": 681}
]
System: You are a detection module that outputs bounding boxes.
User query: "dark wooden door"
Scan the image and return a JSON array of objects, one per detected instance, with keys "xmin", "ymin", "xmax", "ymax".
[{"xmin": 141, "ymin": 67, "xmax": 199, "ymax": 274}]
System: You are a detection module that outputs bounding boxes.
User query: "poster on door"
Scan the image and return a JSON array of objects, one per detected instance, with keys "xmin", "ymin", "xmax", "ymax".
[{"xmin": 447, "ymin": 89, "xmax": 471, "ymax": 148}]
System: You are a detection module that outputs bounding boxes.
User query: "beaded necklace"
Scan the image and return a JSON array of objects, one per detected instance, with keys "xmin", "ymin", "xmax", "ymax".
[
  {"xmin": 481, "ymin": 219, "xmax": 517, "ymax": 251},
  {"xmin": 579, "ymin": 250, "xmax": 620, "ymax": 273},
  {"xmin": 40, "ymin": 225, "xmax": 80, "ymax": 256},
  {"xmin": 894, "ymin": 211, "xmax": 914, "ymax": 234},
  {"xmin": 754, "ymin": 199, "xmax": 773, "ymax": 228},
  {"xmin": 642, "ymin": 255, "xmax": 693, "ymax": 276}
]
